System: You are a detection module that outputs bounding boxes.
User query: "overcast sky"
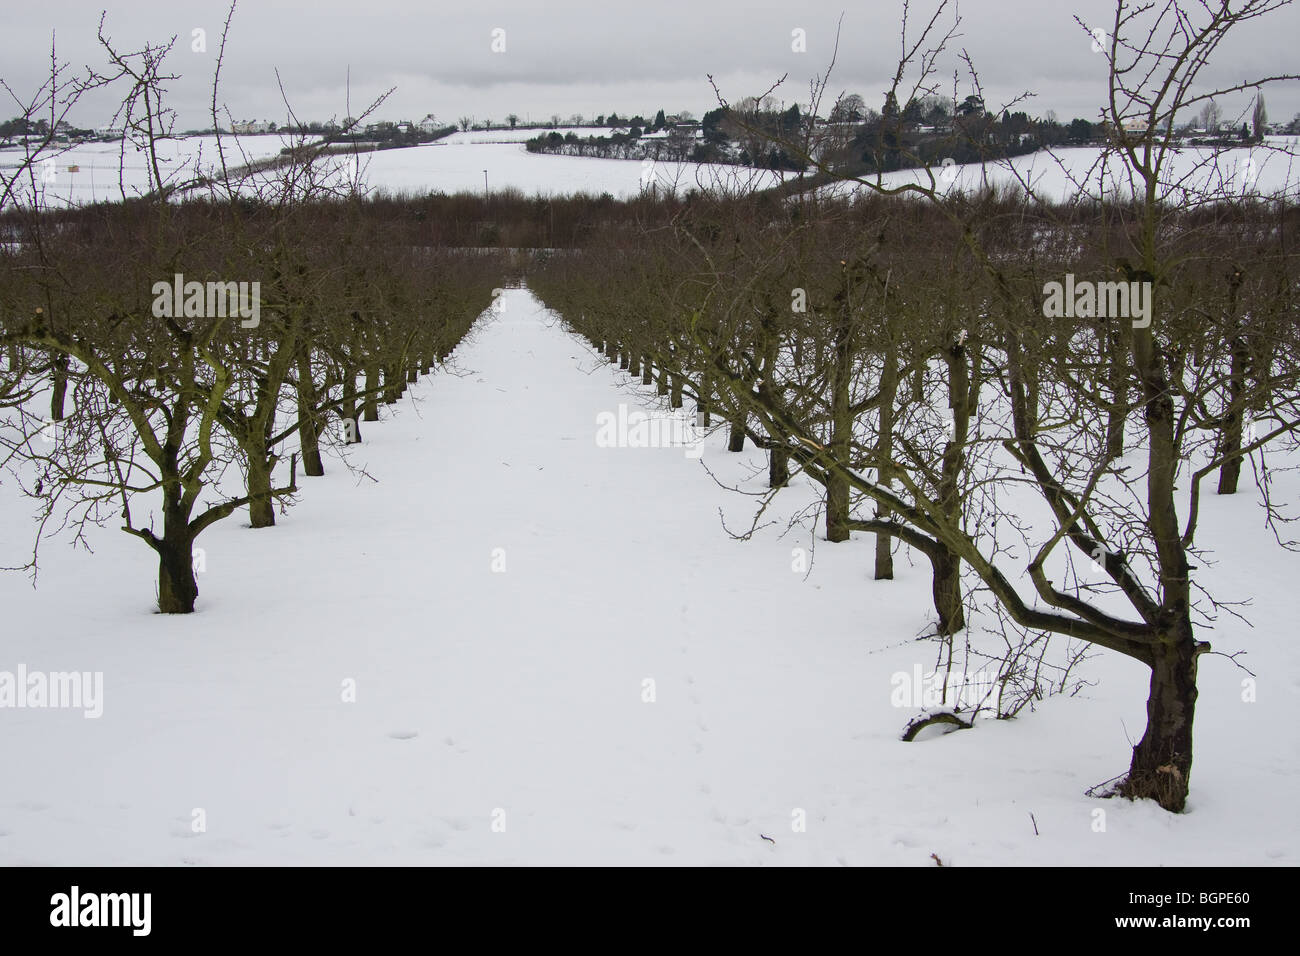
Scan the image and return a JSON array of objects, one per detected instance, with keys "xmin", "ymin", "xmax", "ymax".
[{"xmin": 3, "ymin": 1, "xmax": 1297, "ymax": 131}]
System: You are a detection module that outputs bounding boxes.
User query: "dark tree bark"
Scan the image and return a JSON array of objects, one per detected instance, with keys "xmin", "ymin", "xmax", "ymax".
[
  {"xmin": 341, "ymin": 369, "xmax": 362, "ymax": 444},
  {"xmin": 826, "ymin": 300, "xmax": 852, "ymax": 543},
  {"xmin": 1120, "ymin": 624, "xmax": 1200, "ymax": 813},
  {"xmin": 50, "ymin": 353, "xmax": 70, "ymax": 421},
  {"xmin": 727, "ymin": 409, "xmax": 745, "ymax": 452},
  {"xmin": 297, "ymin": 351, "xmax": 325, "ymax": 476},
  {"xmin": 1217, "ymin": 270, "xmax": 1249, "ymax": 495},
  {"xmin": 874, "ymin": 344, "xmax": 900, "ymax": 579},
  {"xmin": 1106, "ymin": 326, "xmax": 1127, "ymax": 460},
  {"xmin": 154, "ymin": 489, "xmax": 199, "ymax": 614},
  {"xmin": 1217, "ymin": 336, "xmax": 1247, "ymax": 494},
  {"xmin": 363, "ymin": 363, "xmax": 380, "ymax": 421}
]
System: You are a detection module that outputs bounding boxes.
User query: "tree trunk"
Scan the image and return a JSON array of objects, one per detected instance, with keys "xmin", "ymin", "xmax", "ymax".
[
  {"xmin": 769, "ymin": 447, "xmax": 790, "ymax": 488},
  {"xmin": 826, "ymin": 308, "xmax": 852, "ymax": 543},
  {"xmin": 297, "ymin": 351, "xmax": 325, "ymax": 477},
  {"xmin": 383, "ymin": 364, "xmax": 403, "ymax": 404},
  {"xmin": 641, "ymin": 357, "xmax": 653, "ymax": 386},
  {"xmin": 698, "ymin": 373, "xmax": 712, "ymax": 426},
  {"xmin": 929, "ymin": 545, "xmax": 965, "ymax": 634},
  {"xmin": 874, "ymin": 345, "xmax": 899, "ymax": 580},
  {"xmin": 363, "ymin": 364, "xmax": 380, "ymax": 421},
  {"xmin": 155, "ymin": 496, "xmax": 198, "ymax": 614},
  {"xmin": 50, "ymin": 354, "xmax": 70, "ymax": 422},
  {"xmin": 727, "ymin": 409, "xmax": 745, "ymax": 452},
  {"xmin": 1106, "ymin": 326, "xmax": 1126, "ymax": 460},
  {"xmin": 931, "ymin": 339, "xmax": 975, "ymax": 632},
  {"xmin": 757, "ymin": 317, "xmax": 786, "ymax": 487},
  {"xmin": 669, "ymin": 372, "xmax": 683, "ymax": 409},
  {"xmin": 246, "ymin": 452, "xmax": 276, "ymax": 528},
  {"xmin": 1217, "ymin": 335, "xmax": 1248, "ymax": 494},
  {"xmin": 1120, "ymin": 629, "xmax": 1199, "ymax": 813},
  {"xmin": 342, "ymin": 370, "xmax": 362, "ymax": 444},
  {"xmin": 1129, "ymin": 255, "xmax": 1197, "ymax": 814}
]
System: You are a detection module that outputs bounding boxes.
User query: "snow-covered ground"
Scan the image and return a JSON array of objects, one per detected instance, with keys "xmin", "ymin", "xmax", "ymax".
[
  {"xmin": 2, "ymin": 132, "xmax": 785, "ymax": 204},
  {"xmin": 830, "ymin": 139, "xmax": 1300, "ymax": 203},
  {"xmin": 0, "ymin": 288, "xmax": 1295, "ymax": 865},
  {"xmin": 0, "ymin": 135, "xmax": 289, "ymax": 207},
  {"xmin": 352, "ymin": 141, "xmax": 785, "ymax": 198},
  {"xmin": 8, "ymin": 134, "xmax": 1296, "ymax": 208}
]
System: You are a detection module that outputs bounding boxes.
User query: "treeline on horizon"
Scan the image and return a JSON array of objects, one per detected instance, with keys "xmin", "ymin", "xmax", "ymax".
[{"xmin": 519, "ymin": 91, "xmax": 1221, "ymax": 176}]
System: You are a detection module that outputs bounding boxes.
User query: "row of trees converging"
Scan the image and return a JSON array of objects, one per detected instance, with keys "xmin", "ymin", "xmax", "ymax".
[
  {"xmin": 526, "ymin": 0, "xmax": 1300, "ymax": 815},
  {"xmin": 2, "ymin": 0, "xmax": 1297, "ymax": 820},
  {"xmin": 0, "ymin": 193, "xmax": 501, "ymax": 612},
  {"xmin": 0, "ymin": 14, "xmax": 501, "ymax": 614},
  {"xmin": 528, "ymin": 184, "xmax": 1300, "ymax": 816}
]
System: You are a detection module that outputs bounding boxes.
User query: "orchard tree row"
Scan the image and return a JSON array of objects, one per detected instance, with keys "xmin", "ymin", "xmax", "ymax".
[
  {"xmin": 522, "ymin": 0, "xmax": 1300, "ymax": 818},
  {"xmin": 0, "ymin": 20, "xmax": 501, "ymax": 614}
]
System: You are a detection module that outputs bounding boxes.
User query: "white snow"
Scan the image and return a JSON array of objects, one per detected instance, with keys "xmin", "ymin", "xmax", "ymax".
[
  {"xmin": 828, "ymin": 140, "xmax": 1300, "ymax": 203},
  {"xmin": 352, "ymin": 142, "xmax": 785, "ymax": 198},
  {"xmin": 1, "ymin": 288, "xmax": 1295, "ymax": 865},
  {"xmin": 0, "ymin": 135, "xmax": 290, "ymax": 207},
  {"xmin": 3, "ymin": 132, "xmax": 786, "ymax": 207}
]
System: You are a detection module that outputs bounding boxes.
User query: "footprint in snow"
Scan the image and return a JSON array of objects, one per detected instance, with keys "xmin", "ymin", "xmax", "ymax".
[{"xmin": 388, "ymin": 730, "xmax": 419, "ymax": 740}]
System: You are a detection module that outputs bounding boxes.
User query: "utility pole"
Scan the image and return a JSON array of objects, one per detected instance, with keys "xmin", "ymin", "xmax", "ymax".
[{"xmin": 483, "ymin": 169, "xmax": 489, "ymax": 196}]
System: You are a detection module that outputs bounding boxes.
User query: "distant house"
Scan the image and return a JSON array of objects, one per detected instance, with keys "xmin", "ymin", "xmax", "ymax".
[
  {"xmin": 666, "ymin": 123, "xmax": 702, "ymax": 148},
  {"xmin": 231, "ymin": 119, "xmax": 271, "ymax": 134},
  {"xmin": 418, "ymin": 114, "xmax": 440, "ymax": 134}
]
